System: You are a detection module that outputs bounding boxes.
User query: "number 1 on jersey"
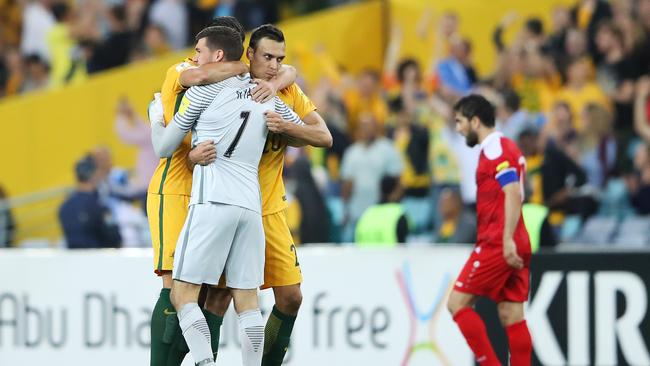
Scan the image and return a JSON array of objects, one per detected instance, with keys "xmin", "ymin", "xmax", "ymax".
[{"xmin": 223, "ymin": 111, "xmax": 250, "ymax": 158}]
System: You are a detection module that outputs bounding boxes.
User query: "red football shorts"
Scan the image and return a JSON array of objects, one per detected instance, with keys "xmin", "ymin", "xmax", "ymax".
[{"xmin": 454, "ymin": 244, "xmax": 531, "ymax": 303}]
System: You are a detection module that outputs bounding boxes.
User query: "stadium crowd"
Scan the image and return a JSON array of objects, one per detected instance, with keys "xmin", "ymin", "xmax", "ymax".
[
  {"xmin": 0, "ymin": 0, "xmax": 346, "ymax": 96},
  {"xmin": 1, "ymin": 0, "xmax": 650, "ymax": 248},
  {"xmin": 288, "ymin": 0, "xmax": 650, "ymax": 247}
]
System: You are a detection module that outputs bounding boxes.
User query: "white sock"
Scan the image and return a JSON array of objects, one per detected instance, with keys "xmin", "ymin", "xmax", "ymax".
[
  {"xmin": 178, "ymin": 303, "xmax": 214, "ymax": 365},
  {"xmin": 238, "ymin": 309, "xmax": 265, "ymax": 366}
]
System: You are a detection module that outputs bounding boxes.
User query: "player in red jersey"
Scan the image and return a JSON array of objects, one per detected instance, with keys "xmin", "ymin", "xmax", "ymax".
[{"xmin": 447, "ymin": 94, "xmax": 533, "ymax": 366}]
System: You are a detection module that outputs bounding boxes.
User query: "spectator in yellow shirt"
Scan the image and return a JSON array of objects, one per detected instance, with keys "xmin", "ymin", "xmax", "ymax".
[
  {"xmin": 47, "ymin": 2, "xmax": 87, "ymax": 88},
  {"xmin": 553, "ymin": 57, "xmax": 610, "ymax": 131},
  {"xmin": 343, "ymin": 69, "xmax": 388, "ymax": 139}
]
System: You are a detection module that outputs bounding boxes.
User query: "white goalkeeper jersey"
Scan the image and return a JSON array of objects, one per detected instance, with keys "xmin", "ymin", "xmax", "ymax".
[{"xmin": 170, "ymin": 73, "xmax": 303, "ymax": 213}]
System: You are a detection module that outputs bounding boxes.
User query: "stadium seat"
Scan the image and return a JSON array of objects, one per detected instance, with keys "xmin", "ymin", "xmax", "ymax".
[
  {"xmin": 573, "ymin": 216, "xmax": 619, "ymax": 245},
  {"xmin": 613, "ymin": 216, "xmax": 650, "ymax": 247},
  {"xmin": 598, "ymin": 178, "xmax": 633, "ymax": 217},
  {"xmin": 559, "ymin": 215, "xmax": 583, "ymax": 242}
]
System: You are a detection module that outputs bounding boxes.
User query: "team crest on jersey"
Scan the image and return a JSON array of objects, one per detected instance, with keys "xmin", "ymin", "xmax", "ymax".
[
  {"xmin": 175, "ymin": 62, "xmax": 192, "ymax": 72},
  {"xmin": 496, "ymin": 161, "xmax": 510, "ymax": 172}
]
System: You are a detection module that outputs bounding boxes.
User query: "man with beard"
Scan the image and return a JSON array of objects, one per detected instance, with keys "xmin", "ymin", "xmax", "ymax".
[{"xmin": 446, "ymin": 95, "xmax": 533, "ymax": 366}]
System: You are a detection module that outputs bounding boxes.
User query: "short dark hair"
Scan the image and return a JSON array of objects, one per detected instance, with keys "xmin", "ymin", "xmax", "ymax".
[
  {"xmin": 75, "ymin": 155, "xmax": 96, "ymax": 183},
  {"xmin": 502, "ymin": 89, "xmax": 521, "ymax": 112},
  {"xmin": 195, "ymin": 26, "xmax": 244, "ymax": 61},
  {"xmin": 525, "ymin": 18, "xmax": 544, "ymax": 36},
  {"xmin": 396, "ymin": 59, "xmax": 420, "ymax": 83},
  {"xmin": 518, "ymin": 128, "xmax": 538, "ymax": 141},
  {"xmin": 453, "ymin": 94, "xmax": 496, "ymax": 127},
  {"xmin": 596, "ymin": 20, "xmax": 625, "ymax": 46},
  {"xmin": 51, "ymin": 2, "xmax": 69, "ymax": 22},
  {"xmin": 25, "ymin": 54, "xmax": 50, "ymax": 71},
  {"xmin": 249, "ymin": 24, "xmax": 285, "ymax": 49},
  {"xmin": 380, "ymin": 176, "xmax": 400, "ymax": 201},
  {"xmin": 209, "ymin": 16, "xmax": 245, "ymax": 44},
  {"xmin": 110, "ymin": 5, "xmax": 127, "ymax": 24}
]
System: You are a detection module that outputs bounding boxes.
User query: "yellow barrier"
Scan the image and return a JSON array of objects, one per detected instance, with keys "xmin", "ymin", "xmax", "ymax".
[{"xmin": 0, "ymin": 53, "xmax": 184, "ymax": 243}]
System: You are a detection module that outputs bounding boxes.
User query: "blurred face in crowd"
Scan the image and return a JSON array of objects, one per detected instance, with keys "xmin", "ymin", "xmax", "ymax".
[
  {"xmin": 581, "ymin": 104, "xmax": 612, "ymax": 138},
  {"xmin": 27, "ymin": 59, "xmax": 48, "ymax": 81},
  {"xmin": 567, "ymin": 58, "xmax": 589, "ymax": 86},
  {"xmin": 92, "ymin": 147, "xmax": 113, "ymax": 180},
  {"xmin": 400, "ymin": 62, "xmax": 422, "ymax": 86},
  {"xmin": 145, "ymin": 25, "xmax": 167, "ymax": 51},
  {"xmin": 454, "ymin": 111, "xmax": 480, "ymax": 147},
  {"xmin": 640, "ymin": 0, "xmax": 650, "ymax": 27},
  {"xmin": 247, "ymin": 38, "xmax": 285, "ymax": 81},
  {"xmin": 522, "ymin": 51, "xmax": 545, "ymax": 77},
  {"xmin": 565, "ymin": 28, "xmax": 587, "ymax": 57},
  {"xmin": 612, "ymin": 0, "xmax": 634, "ymax": 18},
  {"xmin": 552, "ymin": 102, "xmax": 572, "ymax": 125},
  {"xmin": 518, "ymin": 132, "xmax": 539, "ymax": 157},
  {"xmin": 439, "ymin": 188, "xmax": 462, "ymax": 220},
  {"xmin": 358, "ymin": 114, "xmax": 378, "ymax": 143},
  {"xmin": 595, "ymin": 27, "xmax": 620, "ymax": 53},
  {"xmin": 193, "ymin": 37, "xmax": 225, "ymax": 66},
  {"xmin": 358, "ymin": 72, "xmax": 379, "ymax": 98},
  {"xmin": 449, "ymin": 35, "xmax": 470, "ymax": 62}
]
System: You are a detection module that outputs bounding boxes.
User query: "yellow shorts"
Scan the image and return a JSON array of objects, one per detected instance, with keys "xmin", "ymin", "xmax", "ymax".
[
  {"xmin": 262, "ymin": 210, "xmax": 302, "ymax": 289},
  {"xmin": 146, "ymin": 193, "xmax": 190, "ymax": 275}
]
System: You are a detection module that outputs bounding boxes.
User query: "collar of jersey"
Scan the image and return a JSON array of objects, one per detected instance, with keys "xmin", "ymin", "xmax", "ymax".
[{"xmin": 480, "ymin": 131, "xmax": 503, "ymax": 150}]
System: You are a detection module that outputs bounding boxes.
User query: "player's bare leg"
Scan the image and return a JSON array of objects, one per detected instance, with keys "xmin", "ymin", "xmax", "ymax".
[
  {"xmin": 205, "ymin": 286, "xmax": 232, "ymax": 316},
  {"xmin": 273, "ymin": 284, "xmax": 303, "ymax": 315},
  {"xmin": 262, "ymin": 284, "xmax": 302, "ymax": 366},
  {"xmin": 447, "ymin": 290, "xmax": 500, "ymax": 366},
  {"xmin": 231, "ymin": 289, "xmax": 265, "ymax": 366},
  {"xmin": 171, "ymin": 280, "xmax": 216, "ymax": 366},
  {"xmin": 498, "ymin": 301, "xmax": 532, "ymax": 366}
]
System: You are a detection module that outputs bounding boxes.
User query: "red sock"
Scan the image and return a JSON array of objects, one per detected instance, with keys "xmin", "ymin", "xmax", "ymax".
[
  {"xmin": 505, "ymin": 320, "xmax": 532, "ymax": 366},
  {"xmin": 453, "ymin": 307, "xmax": 500, "ymax": 366}
]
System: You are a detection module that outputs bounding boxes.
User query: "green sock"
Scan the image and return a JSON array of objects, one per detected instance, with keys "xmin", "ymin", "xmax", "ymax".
[
  {"xmin": 150, "ymin": 288, "xmax": 174, "ymax": 366},
  {"xmin": 262, "ymin": 306, "xmax": 297, "ymax": 366},
  {"xmin": 203, "ymin": 310, "xmax": 224, "ymax": 360},
  {"xmin": 166, "ymin": 324, "xmax": 188, "ymax": 366},
  {"xmin": 166, "ymin": 334, "xmax": 188, "ymax": 366}
]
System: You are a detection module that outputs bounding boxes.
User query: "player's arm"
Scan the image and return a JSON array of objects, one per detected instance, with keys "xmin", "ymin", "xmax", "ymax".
[
  {"xmin": 499, "ymin": 166, "xmax": 524, "ymax": 269},
  {"xmin": 179, "ymin": 61, "xmax": 248, "ymax": 88},
  {"xmin": 149, "ymin": 87, "xmax": 211, "ymax": 157},
  {"xmin": 186, "ymin": 141, "xmax": 217, "ymax": 170},
  {"xmin": 265, "ymin": 94, "xmax": 333, "ymax": 148},
  {"xmin": 251, "ymin": 64, "xmax": 298, "ymax": 103},
  {"xmin": 271, "ymin": 110, "xmax": 333, "ymax": 148},
  {"xmin": 383, "ymin": 22, "xmax": 402, "ymax": 81},
  {"xmin": 263, "ymin": 97, "xmax": 308, "ymax": 131}
]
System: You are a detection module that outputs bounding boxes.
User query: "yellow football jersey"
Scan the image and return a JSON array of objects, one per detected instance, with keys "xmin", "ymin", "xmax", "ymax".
[
  {"xmin": 259, "ymin": 83, "xmax": 316, "ymax": 216},
  {"xmin": 147, "ymin": 59, "xmax": 196, "ymax": 196}
]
